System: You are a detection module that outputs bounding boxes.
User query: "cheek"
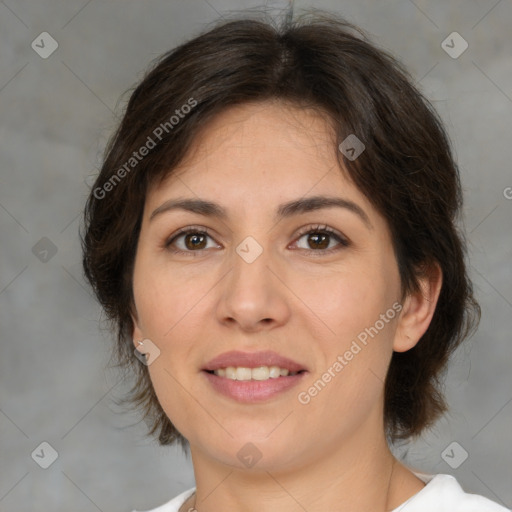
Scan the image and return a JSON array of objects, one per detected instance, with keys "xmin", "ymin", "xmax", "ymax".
[
  {"xmin": 297, "ymin": 267, "xmax": 395, "ymax": 399},
  {"xmin": 145, "ymin": 360, "xmax": 196, "ymax": 443},
  {"xmin": 133, "ymin": 255, "xmax": 208, "ymax": 375},
  {"xmin": 296, "ymin": 265, "xmax": 389, "ymax": 343},
  {"xmin": 133, "ymin": 256, "xmax": 210, "ymax": 339},
  {"xmin": 139, "ymin": 287, "xmax": 203, "ymax": 438}
]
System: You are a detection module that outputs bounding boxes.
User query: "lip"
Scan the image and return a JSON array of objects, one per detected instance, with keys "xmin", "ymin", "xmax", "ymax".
[
  {"xmin": 202, "ymin": 371, "xmax": 307, "ymax": 403},
  {"xmin": 202, "ymin": 350, "xmax": 307, "ymax": 373}
]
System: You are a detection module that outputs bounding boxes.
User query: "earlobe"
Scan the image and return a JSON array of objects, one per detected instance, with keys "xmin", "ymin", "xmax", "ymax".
[{"xmin": 393, "ymin": 262, "xmax": 443, "ymax": 353}]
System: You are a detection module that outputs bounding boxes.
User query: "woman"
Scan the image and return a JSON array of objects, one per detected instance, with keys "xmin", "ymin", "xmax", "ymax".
[{"xmin": 81, "ymin": 10, "xmax": 509, "ymax": 512}]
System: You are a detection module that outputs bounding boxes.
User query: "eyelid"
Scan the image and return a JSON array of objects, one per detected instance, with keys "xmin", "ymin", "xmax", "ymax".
[{"xmin": 167, "ymin": 224, "xmax": 215, "ymax": 240}]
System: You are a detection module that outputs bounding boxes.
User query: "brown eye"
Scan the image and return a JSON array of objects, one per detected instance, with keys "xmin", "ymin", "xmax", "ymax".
[
  {"xmin": 183, "ymin": 233, "xmax": 208, "ymax": 250},
  {"xmin": 165, "ymin": 227, "xmax": 220, "ymax": 255},
  {"xmin": 306, "ymin": 232, "xmax": 330, "ymax": 250},
  {"xmin": 293, "ymin": 225, "xmax": 349, "ymax": 253}
]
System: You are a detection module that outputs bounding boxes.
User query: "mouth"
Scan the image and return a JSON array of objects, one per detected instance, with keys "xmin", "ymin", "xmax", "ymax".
[{"xmin": 201, "ymin": 350, "xmax": 308, "ymax": 402}]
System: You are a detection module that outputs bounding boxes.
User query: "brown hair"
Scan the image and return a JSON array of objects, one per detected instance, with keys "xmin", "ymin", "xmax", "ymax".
[{"xmin": 81, "ymin": 10, "xmax": 480, "ymax": 451}]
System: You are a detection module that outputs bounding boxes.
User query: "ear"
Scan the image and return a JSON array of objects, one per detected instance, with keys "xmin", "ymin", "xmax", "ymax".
[{"xmin": 393, "ymin": 262, "xmax": 443, "ymax": 353}]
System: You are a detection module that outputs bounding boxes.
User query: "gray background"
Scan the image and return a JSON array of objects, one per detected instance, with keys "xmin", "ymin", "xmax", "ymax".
[{"xmin": 0, "ymin": 0, "xmax": 511, "ymax": 511}]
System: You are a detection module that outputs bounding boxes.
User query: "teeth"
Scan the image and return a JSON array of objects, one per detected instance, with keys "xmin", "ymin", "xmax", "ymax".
[{"xmin": 212, "ymin": 366, "xmax": 300, "ymax": 380}]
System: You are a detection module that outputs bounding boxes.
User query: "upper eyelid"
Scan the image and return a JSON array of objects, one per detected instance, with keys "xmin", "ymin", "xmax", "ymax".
[
  {"xmin": 165, "ymin": 225, "xmax": 219, "ymax": 248},
  {"xmin": 294, "ymin": 223, "xmax": 344, "ymax": 238}
]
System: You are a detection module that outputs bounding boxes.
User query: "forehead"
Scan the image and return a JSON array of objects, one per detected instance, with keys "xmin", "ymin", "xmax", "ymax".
[
  {"xmin": 185, "ymin": 100, "xmax": 338, "ymax": 158},
  {"xmin": 145, "ymin": 100, "xmax": 375, "ymax": 222}
]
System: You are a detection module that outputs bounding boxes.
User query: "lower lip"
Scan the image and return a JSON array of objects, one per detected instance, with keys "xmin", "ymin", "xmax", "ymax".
[{"xmin": 202, "ymin": 371, "xmax": 307, "ymax": 403}]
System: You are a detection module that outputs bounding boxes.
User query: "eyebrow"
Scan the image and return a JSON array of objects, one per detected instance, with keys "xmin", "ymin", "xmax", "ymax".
[{"xmin": 149, "ymin": 195, "xmax": 373, "ymax": 230}]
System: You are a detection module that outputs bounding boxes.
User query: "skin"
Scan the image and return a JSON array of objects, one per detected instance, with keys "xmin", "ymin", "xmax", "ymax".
[{"xmin": 131, "ymin": 100, "xmax": 443, "ymax": 512}]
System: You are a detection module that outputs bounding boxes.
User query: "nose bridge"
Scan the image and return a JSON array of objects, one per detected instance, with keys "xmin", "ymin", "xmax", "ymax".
[
  {"xmin": 216, "ymin": 234, "xmax": 288, "ymax": 329},
  {"xmin": 230, "ymin": 234, "xmax": 273, "ymax": 300}
]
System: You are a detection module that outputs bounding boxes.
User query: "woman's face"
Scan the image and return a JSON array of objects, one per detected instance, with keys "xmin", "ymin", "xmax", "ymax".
[{"xmin": 131, "ymin": 101, "xmax": 408, "ymax": 471}]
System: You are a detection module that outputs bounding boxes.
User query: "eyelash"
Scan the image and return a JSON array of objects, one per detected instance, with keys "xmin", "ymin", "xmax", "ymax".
[{"xmin": 164, "ymin": 224, "xmax": 350, "ymax": 257}]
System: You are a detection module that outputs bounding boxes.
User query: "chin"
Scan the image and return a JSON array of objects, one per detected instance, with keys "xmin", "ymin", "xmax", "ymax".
[{"xmin": 205, "ymin": 435, "xmax": 301, "ymax": 472}]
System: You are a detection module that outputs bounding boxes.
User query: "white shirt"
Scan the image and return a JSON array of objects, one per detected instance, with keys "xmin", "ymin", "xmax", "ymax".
[{"xmin": 132, "ymin": 472, "xmax": 511, "ymax": 512}]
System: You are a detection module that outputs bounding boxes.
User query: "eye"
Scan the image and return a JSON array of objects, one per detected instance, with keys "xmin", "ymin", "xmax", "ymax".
[
  {"xmin": 164, "ymin": 226, "xmax": 220, "ymax": 255},
  {"xmin": 163, "ymin": 224, "xmax": 349, "ymax": 256},
  {"xmin": 292, "ymin": 224, "xmax": 349, "ymax": 254}
]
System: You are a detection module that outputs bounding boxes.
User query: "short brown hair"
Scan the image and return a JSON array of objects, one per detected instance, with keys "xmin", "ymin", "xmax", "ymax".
[{"xmin": 81, "ymin": 11, "xmax": 480, "ymax": 450}]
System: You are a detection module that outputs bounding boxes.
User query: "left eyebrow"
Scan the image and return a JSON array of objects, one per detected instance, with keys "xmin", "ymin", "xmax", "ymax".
[
  {"xmin": 276, "ymin": 195, "xmax": 373, "ymax": 231},
  {"xmin": 149, "ymin": 195, "xmax": 373, "ymax": 231}
]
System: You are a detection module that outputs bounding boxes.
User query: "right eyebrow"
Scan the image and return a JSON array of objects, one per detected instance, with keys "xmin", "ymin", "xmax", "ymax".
[{"xmin": 150, "ymin": 198, "xmax": 227, "ymax": 222}]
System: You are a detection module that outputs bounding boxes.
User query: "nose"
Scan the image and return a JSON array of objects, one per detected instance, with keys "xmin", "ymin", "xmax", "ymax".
[{"xmin": 215, "ymin": 241, "xmax": 291, "ymax": 332}]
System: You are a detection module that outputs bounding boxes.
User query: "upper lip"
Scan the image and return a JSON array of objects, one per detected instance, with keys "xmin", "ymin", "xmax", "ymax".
[{"xmin": 202, "ymin": 350, "xmax": 307, "ymax": 373}]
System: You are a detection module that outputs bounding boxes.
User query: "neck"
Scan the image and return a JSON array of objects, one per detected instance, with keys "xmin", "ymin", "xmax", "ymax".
[{"xmin": 182, "ymin": 411, "xmax": 422, "ymax": 512}]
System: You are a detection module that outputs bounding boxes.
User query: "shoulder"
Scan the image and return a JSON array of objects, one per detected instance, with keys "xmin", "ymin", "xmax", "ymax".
[
  {"xmin": 393, "ymin": 473, "xmax": 510, "ymax": 512},
  {"xmin": 131, "ymin": 487, "xmax": 196, "ymax": 512}
]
